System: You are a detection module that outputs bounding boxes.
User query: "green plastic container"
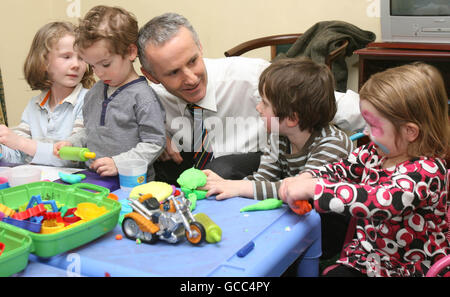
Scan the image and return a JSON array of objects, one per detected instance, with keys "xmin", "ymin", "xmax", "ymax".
[
  {"xmin": 0, "ymin": 181, "xmax": 120, "ymax": 258},
  {"xmin": 0, "ymin": 222, "xmax": 32, "ymax": 277}
]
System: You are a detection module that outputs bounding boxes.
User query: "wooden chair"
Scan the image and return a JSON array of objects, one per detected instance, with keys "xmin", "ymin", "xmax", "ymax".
[
  {"xmin": 0, "ymin": 67, "xmax": 8, "ymax": 126},
  {"xmin": 224, "ymin": 33, "xmax": 349, "ymax": 70}
]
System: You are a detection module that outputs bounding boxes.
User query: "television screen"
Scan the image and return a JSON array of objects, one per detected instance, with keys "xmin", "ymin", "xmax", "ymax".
[
  {"xmin": 391, "ymin": 0, "xmax": 450, "ymax": 16},
  {"xmin": 381, "ymin": 0, "xmax": 450, "ymax": 43}
]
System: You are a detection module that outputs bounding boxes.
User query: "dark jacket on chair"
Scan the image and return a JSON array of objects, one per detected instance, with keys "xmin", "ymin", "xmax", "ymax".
[{"xmin": 275, "ymin": 20, "xmax": 376, "ymax": 92}]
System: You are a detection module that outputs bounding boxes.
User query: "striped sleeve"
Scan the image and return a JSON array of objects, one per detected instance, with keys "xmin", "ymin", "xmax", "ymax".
[
  {"xmin": 251, "ymin": 180, "xmax": 281, "ymax": 200},
  {"xmin": 304, "ymin": 125, "xmax": 353, "ymax": 170},
  {"xmin": 245, "ymin": 135, "xmax": 286, "ymax": 200},
  {"xmin": 246, "ymin": 125, "xmax": 353, "ymax": 200},
  {"xmin": 249, "ymin": 135, "xmax": 287, "ymax": 182}
]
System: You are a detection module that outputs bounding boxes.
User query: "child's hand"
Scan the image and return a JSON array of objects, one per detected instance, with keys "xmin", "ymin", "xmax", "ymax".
[
  {"xmin": 202, "ymin": 169, "xmax": 224, "ymax": 183},
  {"xmin": 201, "ymin": 170, "xmax": 253, "ymax": 200},
  {"xmin": 53, "ymin": 141, "xmax": 72, "ymax": 157},
  {"xmin": 278, "ymin": 173, "xmax": 317, "ymax": 210},
  {"xmin": 90, "ymin": 157, "xmax": 117, "ymax": 176},
  {"xmin": 0, "ymin": 125, "xmax": 25, "ymax": 150},
  {"xmin": 158, "ymin": 137, "xmax": 183, "ymax": 164},
  {"xmin": 204, "ymin": 179, "xmax": 252, "ymax": 200}
]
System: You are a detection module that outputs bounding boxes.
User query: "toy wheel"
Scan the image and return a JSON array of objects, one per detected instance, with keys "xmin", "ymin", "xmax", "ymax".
[
  {"xmin": 122, "ymin": 217, "xmax": 138, "ymax": 240},
  {"xmin": 186, "ymin": 222, "xmax": 205, "ymax": 245},
  {"xmin": 140, "ymin": 231, "xmax": 158, "ymax": 244},
  {"xmin": 122, "ymin": 217, "xmax": 158, "ymax": 244}
]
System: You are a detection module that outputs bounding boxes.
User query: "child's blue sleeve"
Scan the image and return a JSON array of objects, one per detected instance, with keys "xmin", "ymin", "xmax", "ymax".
[
  {"xmin": 30, "ymin": 141, "xmax": 77, "ymax": 167},
  {"xmin": 0, "ymin": 144, "xmax": 25, "ymax": 164}
]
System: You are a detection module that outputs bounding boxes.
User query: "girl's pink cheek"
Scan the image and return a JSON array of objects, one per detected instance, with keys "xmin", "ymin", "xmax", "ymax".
[{"xmin": 370, "ymin": 126, "xmax": 384, "ymax": 138}]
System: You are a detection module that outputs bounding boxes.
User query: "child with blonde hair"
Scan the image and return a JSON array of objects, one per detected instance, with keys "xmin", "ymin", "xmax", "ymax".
[
  {"xmin": 0, "ymin": 21, "xmax": 94, "ymax": 166},
  {"xmin": 279, "ymin": 62, "xmax": 449, "ymax": 277},
  {"xmin": 54, "ymin": 5, "xmax": 166, "ymax": 179}
]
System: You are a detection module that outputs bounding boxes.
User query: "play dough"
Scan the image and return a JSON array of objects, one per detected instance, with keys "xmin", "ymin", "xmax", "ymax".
[
  {"xmin": 176, "ymin": 167, "xmax": 207, "ymax": 189},
  {"xmin": 129, "ymin": 181, "xmax": 174, "ymax": 202},
  {"xmin": 177, "ymin": 168, "xmax": 208, "ymax": 206}
]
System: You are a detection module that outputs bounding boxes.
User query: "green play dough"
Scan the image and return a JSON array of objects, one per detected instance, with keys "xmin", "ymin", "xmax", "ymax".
[
  {"xmin": 240, "ymin": 198, "xmax": 283, "ymax": 212},
  {"xmin": 177, "ymin": 168, "xmax": 208, "ymax": 210},
  {"xmin": 187, "ymin": 193, "xmax": 197, "ymax": 211},
  {"xmin": 176, "ymin": 167, "xmax": 207, "ymax": 189}
]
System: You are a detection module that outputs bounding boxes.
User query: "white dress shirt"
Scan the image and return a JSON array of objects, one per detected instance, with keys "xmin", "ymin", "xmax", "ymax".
[
  {"xmin": 152, "ymin": 57, "xmax": 364, "ymax": 159},
  {"xmin": 152, "ymin": 57, "xmax": 269, "ymax": 158}
]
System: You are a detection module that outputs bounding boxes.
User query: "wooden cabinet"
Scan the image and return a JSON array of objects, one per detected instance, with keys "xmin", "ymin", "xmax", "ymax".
[{"xmin": 355, "ymin": 42, "xmax": 450, "ymax": 98}]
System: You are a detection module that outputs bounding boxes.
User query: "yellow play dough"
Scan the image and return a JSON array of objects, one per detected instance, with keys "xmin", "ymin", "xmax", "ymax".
[
  {"xmin": 129, "ymin": 181, "xmax": 173, "ymax": 202},
  {"xmin": 74, "ymin": 202, "xmax": 108, "ymax": 221}
]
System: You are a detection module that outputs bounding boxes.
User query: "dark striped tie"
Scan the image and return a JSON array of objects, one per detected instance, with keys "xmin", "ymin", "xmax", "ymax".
[{"xmin": 187, "ymin": 104, "xmax": 213, "ymax": 169}]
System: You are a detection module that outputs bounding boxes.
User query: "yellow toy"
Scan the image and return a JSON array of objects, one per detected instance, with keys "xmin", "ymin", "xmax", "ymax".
[
  {"xmin": 0, "ymin": 203, "xmax": 15, "ymax": 217},
  {"xmin": 194, "ymin": 213, "xmax": 222, "ymax": 243},
  {"xmin": 74, "ymin": 202, "xmax": 108, "ymax": 221},
  {"xmin": 129, "ymin": 181, "xmax": 173, "ymax": 202}
]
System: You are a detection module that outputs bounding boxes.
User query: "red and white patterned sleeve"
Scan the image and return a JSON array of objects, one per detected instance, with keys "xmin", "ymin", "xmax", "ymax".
[{"xmin": 312, "ymin": 152, "xmax": 447, "ymax": 222}]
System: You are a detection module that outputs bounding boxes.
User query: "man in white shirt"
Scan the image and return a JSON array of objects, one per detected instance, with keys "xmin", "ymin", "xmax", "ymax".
[{"xmin": 138, "ymin": 12, "xmax": 364, "ymax": 185}]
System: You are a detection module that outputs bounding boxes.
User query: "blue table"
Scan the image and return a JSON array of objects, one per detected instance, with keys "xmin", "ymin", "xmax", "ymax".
[
  {"xmin": 29, "ymin": 189, "xmax": 321, "ymax": 277},
  {"xmin": 13, "ymin": 261, "xmax": 83, "ymax": 277}
]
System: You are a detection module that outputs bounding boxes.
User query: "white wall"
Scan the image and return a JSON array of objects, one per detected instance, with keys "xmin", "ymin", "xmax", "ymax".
[{"xmin": 0, "ymin": 0, "xmax": 381, "ymax": 126}]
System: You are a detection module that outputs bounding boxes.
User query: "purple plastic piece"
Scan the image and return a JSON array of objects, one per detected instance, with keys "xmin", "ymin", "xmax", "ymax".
[
  {"xmin": 54, "ymin": 170, "xmax": 119, "ymax": 192},
  {"xmin": 0, "ymin": 211, "xmax": 4, "ymax": 221},
  {"xmin": 0, "ymin": 161, "xmax": 20, "ymax": 167}
]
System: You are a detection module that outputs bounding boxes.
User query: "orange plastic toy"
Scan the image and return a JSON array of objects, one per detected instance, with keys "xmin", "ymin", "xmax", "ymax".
[
  {"xmin": 107, "ymin": 193, "xmax": 119, "ymax": 201},
  {"xmin": 290, "ymin": 200, "xmax": 312, "ymax": 215}
]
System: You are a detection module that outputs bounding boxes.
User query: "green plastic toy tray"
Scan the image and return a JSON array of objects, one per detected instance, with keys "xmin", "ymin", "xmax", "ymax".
[
  {"xmin": 0, "ymin": 181, "xmax": 120, "ymax": 259},
  {"xmin": 0, "ymin": 222, "xmax": 32, "ymax": 277}
]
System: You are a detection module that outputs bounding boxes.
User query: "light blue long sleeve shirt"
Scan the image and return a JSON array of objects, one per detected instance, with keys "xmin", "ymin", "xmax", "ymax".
[{"xmin": 1, "ymin": 84, "xmax": 88, "ymax": 166}]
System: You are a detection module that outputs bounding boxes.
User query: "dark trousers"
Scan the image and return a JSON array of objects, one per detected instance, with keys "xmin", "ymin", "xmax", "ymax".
[
  {"xmin": 320, "ymin": 212, "xmax": 351, "ymax": 260},
  {"xmin": 154, "ymin": 151, "xmax": 262, "ymax": 186}
]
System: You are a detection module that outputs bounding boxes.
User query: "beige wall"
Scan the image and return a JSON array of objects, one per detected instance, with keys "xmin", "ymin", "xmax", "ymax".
[{"xmin": 0, "ymin": 0, "xmax": 381, "ymax": 126}]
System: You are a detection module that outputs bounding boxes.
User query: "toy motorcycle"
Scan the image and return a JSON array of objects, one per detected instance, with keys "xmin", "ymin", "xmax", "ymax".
[{"xmin": 121, "ymin": 191, "xmax": 206, "ymax": 245}]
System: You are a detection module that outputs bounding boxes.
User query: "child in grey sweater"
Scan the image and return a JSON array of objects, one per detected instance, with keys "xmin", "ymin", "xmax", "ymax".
[{"xmin": 54, "ymin": 6, "xmax": 166, "ymax": 179}]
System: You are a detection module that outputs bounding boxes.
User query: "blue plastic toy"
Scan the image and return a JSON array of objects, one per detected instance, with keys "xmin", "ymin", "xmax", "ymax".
[
  {"xmin": 349, "ymin": 132, "xmax": 365, "ymax": 141},
  {"xmin": 237, "ymin": 241, "xmax": 255, "ymax": 257},
  {"xmin": 58, "ymin": 172, "xmax": 86, "ymax": 184},
  {"xmin": 2, "ymin": 217, "xmax": 42, "ymax": 233},
  {"xmin": 26, "ymin": 195, "xmax": 58, "ymax": 212}
]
